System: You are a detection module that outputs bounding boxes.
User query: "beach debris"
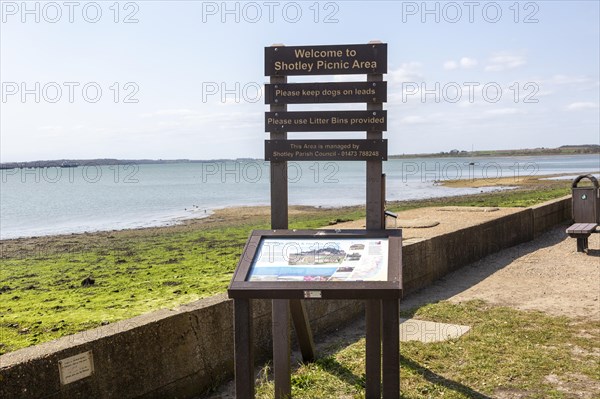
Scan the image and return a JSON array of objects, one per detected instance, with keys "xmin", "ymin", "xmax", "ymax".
[
  {"xmin": 328, "ymin": 218, "xmax": 352, "ymax": 225},
  {"xmin": 81, "ymin": 276, "xmax": 95, "ymax": 287}
]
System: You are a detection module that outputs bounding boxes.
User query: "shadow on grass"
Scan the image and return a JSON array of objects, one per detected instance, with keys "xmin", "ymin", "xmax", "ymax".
[
  {"xmin": 399, "ymin": 354, "xmax": 492, "ymax": 399},
  {"xmin": 312, "ymin": 355, "xmax": 365, "ymax": 390},
  {"xmin": 311, "ymin": 353, "xmax": 491, "ymax": 399}
]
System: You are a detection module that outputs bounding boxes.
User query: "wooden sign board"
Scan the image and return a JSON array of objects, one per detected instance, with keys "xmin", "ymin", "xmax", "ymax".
[
  {"xmin": 265, "ymin": 43, "xmax": 387, "ymax": 76},
  {"xmin": 228, "ymin": 229, "xmax": 402, "ymax": 300},
  {"xmin": 265, "ymin": 110, "xmax": 387, "ymax": 132},
  {"xmin": 264, "ymin": 82, "xmax": 387, "ymax": 104},
  {"xmin": 265, "ymin": 139, "xmax": 387, "ymax": 161}
]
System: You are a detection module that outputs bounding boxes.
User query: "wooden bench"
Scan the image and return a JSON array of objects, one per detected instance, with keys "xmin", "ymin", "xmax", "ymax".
[{"xmin": 566, "ymin": 223, "xmax": 598, "ymax": 253}]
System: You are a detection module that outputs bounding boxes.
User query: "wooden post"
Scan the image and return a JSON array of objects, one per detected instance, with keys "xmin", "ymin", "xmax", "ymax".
[
  {"xmin": 269, "ymin": 47, "xmax": 316, "ymax": 398},
  {"xmin": 365, "ymin": 299, "xmax": 382, "ymax": 398},
  {"xmin": 234, "ymin": 298, "xmax": 254, "ymax": 399},
  {"xmin": 382, "ymin": 298, "xmax": 400, "ymax": 399},
  {"xmin": 273, "ymin": 299, "xmax": 291, "ymax": 399},
  {"xmin": 290, "ymin": 298, "xmax": 316, "ymax": 362},
  {"xmin": 366, "ymin": 72, "xmax": 384, "ymax": 230},
  {"xmin": 270, "ymin": 73, "xmax": 288, "ymax": 230},
  {"xmin": 365, "ymin": 66, "xmax": 384, "ymax": 398}
]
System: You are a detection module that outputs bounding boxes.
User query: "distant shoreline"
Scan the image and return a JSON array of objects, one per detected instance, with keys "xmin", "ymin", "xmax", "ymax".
[
  {"xmin": 3, "ymin": 170, "xmax": 594, "ymax": 242},
  {"xmin": 1, "ymin": 145, "xmax": 598, "ymax": 169}
]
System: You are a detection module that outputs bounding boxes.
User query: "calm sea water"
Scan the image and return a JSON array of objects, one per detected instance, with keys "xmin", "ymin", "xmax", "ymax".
[{"xmin": 1, "ymin": 154, "xmax": 598, "ymax": 239}]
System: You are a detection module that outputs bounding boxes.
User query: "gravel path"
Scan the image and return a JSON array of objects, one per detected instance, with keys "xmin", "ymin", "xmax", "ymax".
[{"xmin": 401, "ymin": 223, "xmax": 600, "ymax": 320}]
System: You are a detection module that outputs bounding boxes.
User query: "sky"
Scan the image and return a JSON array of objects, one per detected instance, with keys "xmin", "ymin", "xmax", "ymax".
[{"xmin": 1, "ymin": 0, "xmax": 599, "ymax": 162}]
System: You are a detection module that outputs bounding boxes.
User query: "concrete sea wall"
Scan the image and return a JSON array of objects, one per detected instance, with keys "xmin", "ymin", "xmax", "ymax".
[{"xmin": 0, "ymin": 196, "xmax": 571, "ymax": 398}]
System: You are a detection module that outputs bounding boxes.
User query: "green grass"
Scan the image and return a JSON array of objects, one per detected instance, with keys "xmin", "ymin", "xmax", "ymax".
[
  {"xmin": 254, "ymin": 300, "xmax": 600, "ymax": 399},
  {"xmin": 386, "ymin": 186, "xmax": 570, "ymax": 212},
  {"xmin": 0, "ymin": 186, "xmax": 571, "ymax": 354}
]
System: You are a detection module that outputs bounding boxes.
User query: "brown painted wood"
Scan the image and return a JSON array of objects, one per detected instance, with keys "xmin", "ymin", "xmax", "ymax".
[
  {"xmin": 572, "ymin": 186, "xmax": 600, "ymax": 224},
  {"xmin": 265, "ymin": 43, "xmax": 387, "ymax": 76},
  {"xmin": 365, "ymin": 299, "xmax": 381, "ymax": 399},
  {"xmin": 269, "ymin": 71, "xmax": 317, "ymax": 369},
  {"xmin": 233, "ymin": 42, "xmax": 397, "ymax": 399},
  {"xmin": 265, "ymin": 81, "xmax": 387, "ymax": 104},
  {"xmin": 229, "ymin": 281, "xmax": 402, "ymax": 299},
  {"xmin": 265, "ymin": 139, "xmax": 387, "ymax": 161},
  {"xmin": 234, "ymin": 298, "xmax": 254, "ymax": 399},
  {"xmin": 273, "ymin": 299, "xmax": 291, "ymax": 399},
  {"xmin": 227, "ymin": 229, "xmax": 403, "ymax": 300},
  {"xmin": 576, "ymin": 237, "xmax": 588, "ymax": 252},
  {"xmin": 382, "ymin": 299, "xmax": 400, "ymax": 399},
  {"xmin": 265, "ymin": 110, "xmax": 387, "ymax": 132},
  {"xmin": 366, "ymin": 73, "xmax": 384, "ymax": 231},
  {"xmin": 290, "ymin": 299, "xmax": 316, "ymax": 362},
  {"xmin": 270, "ymin": 74, "xmax": 288, "ymax": 230},
  {"xmin": 567, "ymin": 223, "xmax": 598, "ymax": 234}
]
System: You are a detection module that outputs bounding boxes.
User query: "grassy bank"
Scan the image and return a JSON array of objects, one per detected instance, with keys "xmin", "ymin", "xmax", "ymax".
[
  {"xmin": 0, "ymin": 183, "xmax": 571, "ymax": 354},
  {"xmin": 255, "ymin": 300, "xmax": 600, "ymax": 398}
]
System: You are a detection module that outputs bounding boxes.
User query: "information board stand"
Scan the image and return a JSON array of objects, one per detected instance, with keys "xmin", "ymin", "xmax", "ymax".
[{"xmin": 228, "ymin": 42, "xmax": 401, "ymax": 399}]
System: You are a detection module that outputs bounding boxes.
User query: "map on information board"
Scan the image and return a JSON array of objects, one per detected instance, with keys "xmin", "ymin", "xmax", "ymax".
[{"xmin": 246, "ymin": 238, "xmax": 389, "ymax": 282}]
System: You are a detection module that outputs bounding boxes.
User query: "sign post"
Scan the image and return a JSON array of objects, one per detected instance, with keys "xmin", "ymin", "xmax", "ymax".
[{"xmin": 230, "ymin": 42, "xmax": 400, "ymax": 399}]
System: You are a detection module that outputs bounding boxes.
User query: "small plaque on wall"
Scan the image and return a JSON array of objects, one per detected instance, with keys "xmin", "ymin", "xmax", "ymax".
[{"xmin": 58, "ymin": 351, "xmax": 94, "ymax": 385}]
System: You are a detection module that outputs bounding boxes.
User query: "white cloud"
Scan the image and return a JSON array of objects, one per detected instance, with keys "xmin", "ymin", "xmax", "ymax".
[
  {"xmin": 140, "ymin": 109, "xmax": 199, "ymax": 118},
  {"xmin": 485, "ymin": 53, "xmax": 526, "ymax": 72},
  {"xmin": 484, "ymin": 108, "xmax": 524, "ymax": 115},
  {"xmin": 550, "ymin": 75, "xmax": 594, "ymax": 85},
  {"xmin": 388, "ymin": 62, "xmax": 423, "ymax": 84},
  {"xmin": 566, "ymin": 102, "xmax": 599, "ymax": 111},
  {"xmin": 459, "ymin": 57, "xmax": 478, "ymax": 68},
  {"xmin": 443, "ymin": 60, "xmax": 458, "ymax": 70},
  {"xmin": 399, "ymin": 115, "xmax": 426, "ymax": 124},
  {"xmin": 155, "ymin": 109, "xmax": 198, "ymax": 116},
  {"xmin": 443, "ymin": 57, "xmax": 478, "ymax": 70},
  {"xmin": 38, "ymin": 125, "xmax": 64, "ymax": 131}
]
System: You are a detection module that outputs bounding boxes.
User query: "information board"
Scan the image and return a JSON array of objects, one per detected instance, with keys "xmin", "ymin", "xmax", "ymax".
[
  {"xmin": 264, "ymin": 81, "xmax": 387, "ymax": 104},
  {"xmin": 265, "ymin": 110, "xmax": 387, "ymax": 132},
  {"xmin": 265, "ymin": 139, "xmax": 387, "ymax": 161},
  {"xmin": 247, "ymin": 237, "xmax": 389, "ymax": 282},
  {"xmin": 265, "ymin": 43, "xmax": 387, "ymax": 76},
  {"xmin": 228, "ymin": 229, "xmax": 402, "ymax": 300}
]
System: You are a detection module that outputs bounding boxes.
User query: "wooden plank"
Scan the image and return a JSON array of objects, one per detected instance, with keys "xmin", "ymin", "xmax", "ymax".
[
  {"xmin": 265, "ymin": 43, "xmax": 387, "ymax": 76},
  {"xmin": 586, "ymin": 223, "xmax": 598, "ymax": 232},
  {"xmin": 265, "ymin": 139, "xmax": 387, "ymax": 161},
  {"xmin": 265, "ymin": 81, "xmax": 387, "ymax": 104},
  {"xmin": 290, "ymin": 299, "xmax": 316, "ymax": 362},
  {"xmin": 265, "ymin": 110, "xmax": 387, "ymax": 132},
  {"xmin": 567, "ymin": 223, "xmax": 598, "ymax": 234},
  {"xmin": 273, "ymin": 299, "xmax": 291, "ymax": 399},
  {"xmin": 234, "ymin": 299, "xmax": 254, "ymax": 399}
]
